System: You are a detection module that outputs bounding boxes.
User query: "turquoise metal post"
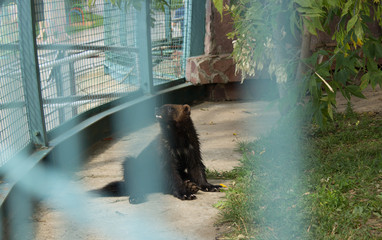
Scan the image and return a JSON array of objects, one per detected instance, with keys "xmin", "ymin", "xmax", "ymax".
[
  {"xmin": 188, "ymin": 0, "xmax": 206, "ymax": 57},
  {"xmin": 135, "ymin": 0, "xmax": 154, "ymax": 94},
  {"xmin": 17, "ymin": 0, "xmax": 48, "ymax": 146},
  {"xmin": 165, "ymin": 1, "xmax": 172, "ymax": 44},
  {"xmin": 182, "ymin": 0, "xmax": 191, "ymax": 73}
]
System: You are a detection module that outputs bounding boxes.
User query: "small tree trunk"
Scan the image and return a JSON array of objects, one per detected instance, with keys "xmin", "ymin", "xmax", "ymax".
[
  {"xmin": 296, "ymin": 24, "xmax": 311, "ymax": 82},
  {"xmin": 277, "ymin": 24, "xmax": 311, "ymax": 114}
]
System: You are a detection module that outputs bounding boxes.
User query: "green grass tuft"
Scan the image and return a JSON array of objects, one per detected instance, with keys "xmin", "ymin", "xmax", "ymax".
[
  {"xmin": 206, "ymin": 168, "xmax": 241, "ymax": 180},
  {"xmin": 66, "ymin": 11, "xmax": 104, "ymax": 34},
  {"xmin": 216, "ymin": 112, "xmax": 382, "ymax": 239}
]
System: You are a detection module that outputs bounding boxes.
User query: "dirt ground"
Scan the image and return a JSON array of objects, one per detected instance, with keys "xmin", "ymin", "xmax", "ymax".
[
  {"xmin": 32, "ymin": 100, "xmax": 280, "ymax": 240},
  {"xmin": 336, "ymin": 85, "xmax": 382, "ymax": 112},
  {"xmin": 31, "ymin": 86, "xmax": 381, "ymax": 240}
]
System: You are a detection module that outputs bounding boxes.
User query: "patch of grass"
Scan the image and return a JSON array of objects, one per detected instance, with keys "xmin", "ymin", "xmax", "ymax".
[
  {"xmin": 66, "ymin": 11, "xmax": 104, "ymax": 34},
  {"xmin": 216, "ymin": 112, "xmax": 382, "ymax": 239},
  {"xmin": 307, "ymin": 112, "xmax": 382, "ymax": 239},
  {"xmin": 206, "ymin": 168, "xmax": 242, "ymax": 180}
]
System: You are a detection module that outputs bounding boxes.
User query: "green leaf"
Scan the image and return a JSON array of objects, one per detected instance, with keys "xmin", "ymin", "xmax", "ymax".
[
  {"xmin": 297, "ymin": 7, "xmax": 325, "ymax": 17},
  {"xmin": 341, "ymin": 1, "xmax": 352, "ymax": 17},
  {"xmin": 304, "ymin": 18, "xmax": 321, "ymax": 35},
  {"xmin": 347, "ymin": 14, "xmax": 358, "ymax": 32},
  {"xmin": 363, "ymin": 41, "xmax": 376, "ymax": 59},
  {"xmin": 354, "ymin": 21, "xmax": 364, "ymax": 42},
  {"xmin": 295, "ymin": 0, "xmax": 312, "ymax": 8},
  {"xmin": 340, "ymin": 87, "xmax": 351, "ymax": 101},
  {"xmin": 367, "ymin": 60, "xmax": 379, "ymax": 72},
  {"xmin": 326, "ymin": 0, "xmax": 338, "ymax": 8},
  {"xmin": 88, "ymin": 0, "xmax": 95, "ymax": 7},
  {"xmin": 346, "ymin": 85, "xmax": 366, "ymax": 99},
  {"xmin": 370, "ymin": 70, "xmax": 382, "ymax": 89},
  {"xmin": 327, "ymin": 103, "xmax": 334, "ymax": 120},
  {"xmin": 321, "ymin": 96, "xmax": 328, "ymax": 102},
  {"xmin": 289, "ymin": 12, "xmax": 300, "ymax": 39},
  {"xmin": 213, "ymin": 0, "xmax": 224, "ymax": 19},
  {"xmin": 360, "ymin": 72, "xmax": 370, "ymax": 91},
  {"xmin": 375, "ymin": 42, "xmax": 382, "ymax": 58},
  {"xmin": 334, "ymin": 69, "xmax": 350, "ymax": 85}
]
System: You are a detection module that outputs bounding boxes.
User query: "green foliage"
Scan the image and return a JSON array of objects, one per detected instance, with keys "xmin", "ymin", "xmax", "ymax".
[
  {"xmin": 307, "ymin": 112, "xmax": 382, "ymax": 239},
  {"xmin": 66, "ymin": 11, "xmax": 104, "ymax": 34},
  {"xmin": 217, "ymin": 113, "xmax": 382, "ymax": 239},
  {"xmin": 206, "ymin": 168, "xmax": 240, "ymax": 180},
  {"xmin": 89, "ymin": 0, "xmax": 168, "ymax": 11},
  {"xmin": 89, "ymin": 0, "xmax": 171, "ymax": 27},
  {"xmin": 216, "ymin": 117, "xmax": 311, "ymax": 239},
  {"xmin": 298, "ymin": 0, "xmax": 382, "ymax": 127},
  {"xmin": 222, "ymin": 0, "xmax": 300, "ymax": 84},
  {"xmin": 212, "ymin": 0, "xmax": 224, "ymax": 18},
  {"xmin": 213, "ymin": 0, "xmax": 382, "ymax": 128}
]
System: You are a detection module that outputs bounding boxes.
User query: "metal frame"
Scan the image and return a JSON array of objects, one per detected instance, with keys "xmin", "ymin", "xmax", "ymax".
[
  {"xmin": 136, "ymin": 0, "xmax": 154, "ymax": 94},
  {"xmin": 189, "ymin": 0, "xmax": 206, "ymax": 57},
  {"xmin": 1, "ymin": 0, "xmax": 207, "ymax": 165},
  {"xmin": 0, "ymin": 1, "xmax": 209, "ymax": 235},
  {"xmin": 17, "ymin": 0, "xmax": 48, "ymax": 147}
]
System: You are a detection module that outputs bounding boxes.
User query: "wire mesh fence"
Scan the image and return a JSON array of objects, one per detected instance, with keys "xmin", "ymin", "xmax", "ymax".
[
  {"xmin": 0, "ymin": 0, "xmax": 191, "ymax": 166},
  {"xmin": 0, "ymin": 1, "xmax": 31, "ymax": 165},
  {"xmin": 151, "ymin": 0, "xmax": 190, "ymax": 84},
  {"xmin": 38, "ymin": 0, "xmax": 140, "ymax": 131}
]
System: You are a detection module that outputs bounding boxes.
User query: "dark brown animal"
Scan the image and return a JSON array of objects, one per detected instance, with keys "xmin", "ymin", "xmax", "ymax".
[{"xmin": 101, "ymin": 104, "xmax": 221, "ymax": 204}]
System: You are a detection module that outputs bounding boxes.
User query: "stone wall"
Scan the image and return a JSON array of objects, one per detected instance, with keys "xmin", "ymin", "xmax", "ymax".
[
  {"xmin": 186, "ymin": 54, "xmax": 241, "ymax": 85},
  {"xmin": 204, "ymin": 0, "xmax": 233, "ymax": 55},
  {"xmin": 185, "ymin": 1, "xmax": 382, "ymax": 101},
  {"xmin": 185, "ymin": 0, "xmax": 245, "ymax": 100}
]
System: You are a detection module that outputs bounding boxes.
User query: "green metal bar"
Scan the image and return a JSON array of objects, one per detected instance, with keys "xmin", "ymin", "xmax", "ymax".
[
  {"xmin": 69, "ymin": 62, "xmax": 78, "ymax": 117},
  {"xmin": 189, "ymin": 0, "xmax": 206, "ymax": 57},
  {"xmin": 135, "ymin": 0, "xmax": 154, "ymax": 94},
  {"xmin": 17, "ymin": 0, "xmax": 48, "ymax": 146},
  {"xmin": 53, "ymin": 51, "xmax": 66, "ymax": 125},
  {"xmin": 0, "ymin": 43, "xmax": 138, "ymax": 53},
  {"xmin": 165, "ymin": 1, "xmax": 172, "ymax": 44},
  {"xmin": 182, "ymin": 0, "xmax": 191, "ymax": 72}
]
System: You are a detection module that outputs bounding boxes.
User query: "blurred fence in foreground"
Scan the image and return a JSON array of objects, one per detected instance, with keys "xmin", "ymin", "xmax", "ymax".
[{"xmin": 0, "ymin": 0, "xmax": 191, "ymax": 166}]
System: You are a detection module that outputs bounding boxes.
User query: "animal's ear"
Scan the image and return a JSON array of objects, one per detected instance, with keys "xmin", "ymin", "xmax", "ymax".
[{"xmin": 183, "ymin": 104, "xmax": 191, "ymax": 115}]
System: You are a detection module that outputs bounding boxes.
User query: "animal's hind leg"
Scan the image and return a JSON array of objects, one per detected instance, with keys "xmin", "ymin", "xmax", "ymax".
[{"xmin": 123, "ymin": 157, "xmax": 149, "ymax": 204}]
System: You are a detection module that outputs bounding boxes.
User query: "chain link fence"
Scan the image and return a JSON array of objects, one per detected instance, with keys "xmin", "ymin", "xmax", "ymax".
[
  {"xmin": 152, "ymin": 0, "xmax": 190, "ymax": 84},
  {"xmin": 0, "ymin": 0, "xmax": 191, "ymax": 166},
  {"xmin": 0, "ymin": 1, "xmax": 31, "ymax": 165}
]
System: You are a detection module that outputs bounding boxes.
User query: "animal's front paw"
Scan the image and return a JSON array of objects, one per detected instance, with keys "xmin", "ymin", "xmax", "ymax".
[
  {"xmin": 184, "ymin": 180, "xmax": 200, "ymax": 194},
  {"xmin": 179, "ymin": 194, "xmax": 197, "ymax": 200},
  {"xmin": 200, "ymin": 184, "xmax": 222, "ymax": 192},
  {"xmin": 174, "ymin": 190, "xmax": 197, "ymax": 200}
]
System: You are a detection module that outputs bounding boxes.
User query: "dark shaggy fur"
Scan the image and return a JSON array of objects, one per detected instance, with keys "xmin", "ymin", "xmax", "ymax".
[{"xmin": 100, "ymin": 104, "xmax": 220, "ymax": 204}]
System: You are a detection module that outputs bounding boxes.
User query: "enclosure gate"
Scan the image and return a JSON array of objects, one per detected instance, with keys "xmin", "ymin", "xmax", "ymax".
[{"xmin": 0, "ymin": 0, "xmax": 195, "ymax": 167}]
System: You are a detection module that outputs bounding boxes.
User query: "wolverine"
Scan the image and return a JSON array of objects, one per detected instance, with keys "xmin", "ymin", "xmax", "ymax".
[{"xmin": 101, "ymin": 104, "xmax": 221, "ymax": 204}]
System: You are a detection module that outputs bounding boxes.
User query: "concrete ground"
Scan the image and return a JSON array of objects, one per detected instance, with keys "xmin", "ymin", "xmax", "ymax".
[
  {"xmin": 31, "ymin": 85, "xmax": 382, "ymax": 240},
  {"xmin": 32, "ymin": 100, "xmax": 280, "ymax": 240},
  {"xmin": 336, "ymin": 85, "xmax": 382, "ymax": 113}
]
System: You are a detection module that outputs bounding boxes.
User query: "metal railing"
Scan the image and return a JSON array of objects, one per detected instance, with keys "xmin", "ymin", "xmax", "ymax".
[{"xmin": 0, "ymin": 0, "xmax": 192, "ymax": 166}]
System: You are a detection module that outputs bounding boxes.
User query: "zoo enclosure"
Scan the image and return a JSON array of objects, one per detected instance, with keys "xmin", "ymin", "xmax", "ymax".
[{"xmin": 0, "ymin": 0, "xmax": 198, "ymax": 167}]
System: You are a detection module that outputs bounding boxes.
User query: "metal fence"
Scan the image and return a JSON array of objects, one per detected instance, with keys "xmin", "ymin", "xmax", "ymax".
[{"xmin": 0, "ymin": 0, "xmax": 191, "ymax": 166}]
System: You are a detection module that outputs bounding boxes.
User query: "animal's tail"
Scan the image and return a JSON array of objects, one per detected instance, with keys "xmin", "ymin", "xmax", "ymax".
[
  {"xmin": 89, "ymin": 156, "xmax": 135, "ymax": 197},
  {"xmin": 89, "ymin": 181, "xmax": 126, "ymax": 197}
]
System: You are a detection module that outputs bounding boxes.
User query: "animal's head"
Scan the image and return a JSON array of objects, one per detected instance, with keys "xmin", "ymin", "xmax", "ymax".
[{"xmin": 155, "ymin": 104, "xmax": 191, "ymax": 123}]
